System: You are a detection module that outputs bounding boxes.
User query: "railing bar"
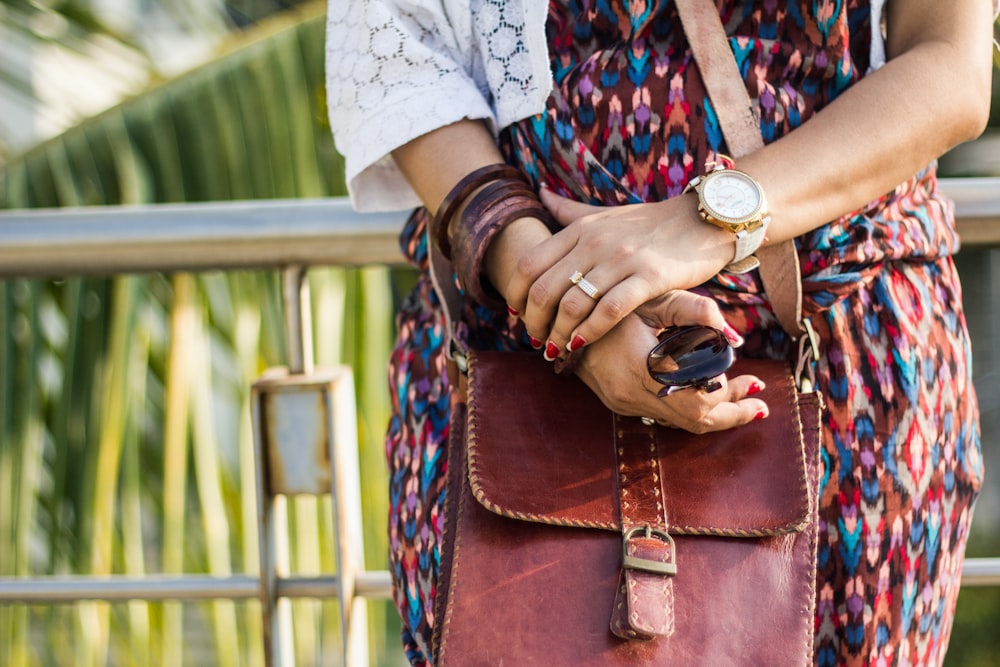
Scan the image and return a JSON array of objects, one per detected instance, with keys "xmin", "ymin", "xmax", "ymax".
[
  {"xmin": 1, "ymin": 560, "xmax": 997, "ymax": 601},
  {"xmin": 1, "ymin": 180, "xmax": 998, "ymax": 278},
  {"xmin": 959, "ymin": 557, "xmax": 1000, "ymax": 587},
  {"xmin": 0, "ymin": 572, "xmax": 394, "ymax": 603}
]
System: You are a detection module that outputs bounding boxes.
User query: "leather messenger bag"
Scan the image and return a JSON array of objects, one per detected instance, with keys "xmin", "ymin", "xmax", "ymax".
[{"xmin": 431, "ymin": 352, "xmax": 820, "ymax": 665}]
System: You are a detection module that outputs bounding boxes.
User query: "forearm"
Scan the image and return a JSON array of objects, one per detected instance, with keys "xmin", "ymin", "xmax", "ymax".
[
  {"xmin": 390, "ymin": 119, "xmax": 507, "ymax": 214},
  {"xmin": 390, "ymin": 119, "xmax": 553, "ymax": 300},
  {"xmin": 742, "ymin": 1, "xmax": 993, "ymax": 244}
]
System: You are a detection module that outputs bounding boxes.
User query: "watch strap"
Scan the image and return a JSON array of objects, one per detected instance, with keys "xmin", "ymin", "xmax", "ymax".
[{"xmin": 729, "ymin": 223, "xmax": 767, "ymax": 273}]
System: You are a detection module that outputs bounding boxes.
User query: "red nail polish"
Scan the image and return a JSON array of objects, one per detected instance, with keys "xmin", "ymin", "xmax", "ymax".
[
  {"xmin": 528, "ymin": 336, "xmax": 543, "ymax": 349},
  {"xmin": 544, "ymin": 341, "xmax": 560, "ymax": 361},
  {"xmin": 567, "ymin": 334, "xmax": 586, "ymax": 352},
  {"xmin": 723, "ymin": 324, "xmax": 744, "ymax": 347},
  {"xmin": 507, "ymin": 305, "xmax": 519, "ymax": 317},
  {"xmin": 753, "ymin": 410, "xmax": 767, "ymax": 421},
  {"xmin": 747, "ymin": 382, "xmax": 763, "ymax": 396}
]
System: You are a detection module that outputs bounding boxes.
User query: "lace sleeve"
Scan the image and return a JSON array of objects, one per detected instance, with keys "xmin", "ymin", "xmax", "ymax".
[
  {"xmin": 326, "ymin": 0, "xmax": 552, "ymax": 212},
  {"xmin": 326, "ymin": 0, "xmax": 493, "ymax": 211}
]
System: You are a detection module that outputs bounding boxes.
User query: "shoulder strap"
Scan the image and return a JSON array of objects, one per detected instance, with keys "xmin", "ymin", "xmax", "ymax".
[{"xmin": 675, "ymin": 0, "xmax": 806, "ymax": 337}]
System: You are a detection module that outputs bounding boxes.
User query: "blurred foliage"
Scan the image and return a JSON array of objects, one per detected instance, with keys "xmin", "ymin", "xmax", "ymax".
[{"xmin": 0, "ymin": 2, "xmax": 406, "ymax": 665}]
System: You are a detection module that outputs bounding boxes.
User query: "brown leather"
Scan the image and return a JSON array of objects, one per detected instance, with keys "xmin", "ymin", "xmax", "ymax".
[
  {"xmin": 610, "ymin": 415, "xmax": 675, "ymax": 640},
  {"xmin": 464, "ymin": 353, "xmax": 811, "ymax": 534},
  {"xmin": 434, "ymin": 351, "xmax": 820, "ymax": 666}
]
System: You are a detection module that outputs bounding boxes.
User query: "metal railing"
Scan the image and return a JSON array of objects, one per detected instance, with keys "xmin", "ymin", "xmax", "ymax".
[{"xmin": 1, "ymin": 178, "xmax": 999, "ymax": 666}]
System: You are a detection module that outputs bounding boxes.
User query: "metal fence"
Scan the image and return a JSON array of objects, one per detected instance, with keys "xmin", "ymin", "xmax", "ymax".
[{"xmin": 1, "ymin": 180, "xmax": 999, "ymax": 666}]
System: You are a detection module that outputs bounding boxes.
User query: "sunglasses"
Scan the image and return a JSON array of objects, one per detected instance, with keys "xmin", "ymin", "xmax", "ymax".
[{"xmin": 647, "ymin": 325, "xmax": 735, "ymax": 394}]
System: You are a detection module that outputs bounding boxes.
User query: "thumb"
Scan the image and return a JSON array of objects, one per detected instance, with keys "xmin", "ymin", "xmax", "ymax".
[
  {"xmin": 638, "ymin": 291, "xmax": 744, "ymax": 347},
  {"xmin": 539, "ymin": 187, "xmax": 604, "ymax": 228}
]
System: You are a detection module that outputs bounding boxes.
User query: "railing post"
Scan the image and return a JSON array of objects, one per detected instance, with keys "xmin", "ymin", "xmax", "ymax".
[{"xmin": 251, "ymin": 265, "xmax": 369, "ymax": 667}]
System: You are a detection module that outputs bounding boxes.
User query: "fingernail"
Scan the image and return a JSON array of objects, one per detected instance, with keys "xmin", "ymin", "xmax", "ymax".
[
  {"xmin": 753, "ymin": 409, "xmax": 768, "ymax": 421},
  {"xmin": 528, "ymin": 335, "xmax": 543, "ymax": 350},
  {"xmin": 507, "ymin": 305, "xmax": 519, "ymax": 317},
  {"xmin": 747, "ymin": 381, "xmax": 764, "ymax": 396},
  {"xmin": 567, "ymin": 334, "xmax": 586, "ymax": 352},
  {"xmin": 723, "ymin": 324, "xmax": 744, "ymax": 348},
  {"xmin": 544, "ymin": 341, "xmax": 560, "ymax": 361}
]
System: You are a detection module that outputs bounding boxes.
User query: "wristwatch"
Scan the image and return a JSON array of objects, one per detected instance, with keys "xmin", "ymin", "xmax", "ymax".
[{"xmin": 683, "ymin": 156, "xmax": 770, "ymax": 273}]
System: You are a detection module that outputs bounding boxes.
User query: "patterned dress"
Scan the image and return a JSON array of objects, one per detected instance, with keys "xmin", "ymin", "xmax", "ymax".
[{"xmin": 384, "ymin": 1, "xmax": 983, "ymax": 665}]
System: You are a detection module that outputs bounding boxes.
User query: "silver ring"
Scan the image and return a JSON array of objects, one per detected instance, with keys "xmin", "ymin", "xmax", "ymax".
[
  {"xmin": 569, "ymin": 271, "xmax": 601, "ymax": 300},
  {"xmin": 640, "ymin": 417, "xmax": 656, "ymax": 427}
]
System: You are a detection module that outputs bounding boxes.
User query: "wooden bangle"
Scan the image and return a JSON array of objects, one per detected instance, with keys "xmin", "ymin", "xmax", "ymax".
[
  {"xmin": 432, "ymin": 164, "xmax": 524, "ymax": 259},
  {"xmin": 452, "ymin": 184, "xmax": 553, "ymax": 308}
]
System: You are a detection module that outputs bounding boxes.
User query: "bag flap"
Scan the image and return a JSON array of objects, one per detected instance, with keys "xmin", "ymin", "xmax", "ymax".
[{"xmin": 465, "ymin": 351, "xmax": 812, "ymax": 536}]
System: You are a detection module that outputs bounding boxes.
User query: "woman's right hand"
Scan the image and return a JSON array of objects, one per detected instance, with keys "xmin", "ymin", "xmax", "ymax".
[{"xmin": 574, "ymin": 294, "xmax": 768, "ymax": 434}]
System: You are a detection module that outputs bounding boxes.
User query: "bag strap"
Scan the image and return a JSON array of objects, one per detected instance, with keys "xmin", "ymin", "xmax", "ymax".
[
  {"xmin": 609, "ymin": 414, "xmax": 678, "ymax": 640},
  {"xmin": 675, "ymin": 0, "xmax": 806, "ymax": 337}
]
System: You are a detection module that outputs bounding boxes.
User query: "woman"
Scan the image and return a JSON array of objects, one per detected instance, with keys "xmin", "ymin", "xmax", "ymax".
[{"xmin": 327, "ymin": 1, "xmax": 994, "ymax": 664}]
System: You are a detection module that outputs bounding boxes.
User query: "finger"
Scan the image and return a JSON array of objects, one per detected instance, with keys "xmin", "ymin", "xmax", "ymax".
[
  {"xmin": 550, "ymin": 275, "xmax": 654, "ymax": 354},
  {"xmin": 676, "ymin": 374, "xmax": 769, "ymax": 432},
  {"xmin": 697, "ymin": 396, "xmax": 769, "ymax": 432},
  {"xmin": 539, "ymin": 187, "xmax": 604, "ymax": 228},
  {"xmin": 725, "ymin": 374, "xmax": 768, "ymax": 400},
  {"xmin": 637, "ymin": 291, "xmax": 744, "ymax": 348},
  {"xmin": 503, "ymin": 228, "xmax": 583, "ymax": 325}
]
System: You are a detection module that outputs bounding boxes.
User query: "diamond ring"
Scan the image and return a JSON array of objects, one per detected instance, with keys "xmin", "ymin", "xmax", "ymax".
[{"xmin": 569, "ymin": 271, "xmax": 601, "ymax": 300}]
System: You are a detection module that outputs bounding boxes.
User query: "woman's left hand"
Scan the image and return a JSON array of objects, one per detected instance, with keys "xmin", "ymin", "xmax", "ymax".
[
  {"xmin": 501, "ymin": 188, "xmax": 736, "ymax": 359},
  {"xmin": 573, "ymin": 305, "xmax": 766, "ymax": 435}
]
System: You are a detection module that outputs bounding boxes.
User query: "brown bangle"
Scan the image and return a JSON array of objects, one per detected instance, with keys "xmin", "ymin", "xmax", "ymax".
[
  {"xmin": 452, "ymin": 180, "xmax": 554, "ymax": 308},
  {"xmin": 432, "ymin": 164, "xmax": 523, "ymax": 259}
]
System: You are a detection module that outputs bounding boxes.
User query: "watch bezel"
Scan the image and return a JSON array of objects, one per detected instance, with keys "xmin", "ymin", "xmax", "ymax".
[{"xmin": 697, "ymin": 169, "xmax": 767, "ymax": 230}]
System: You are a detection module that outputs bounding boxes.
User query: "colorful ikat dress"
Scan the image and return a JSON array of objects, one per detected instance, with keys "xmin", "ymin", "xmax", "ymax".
[{"xmin": 384, "ymin": 1, "xmax": 983, "ymax": 665}]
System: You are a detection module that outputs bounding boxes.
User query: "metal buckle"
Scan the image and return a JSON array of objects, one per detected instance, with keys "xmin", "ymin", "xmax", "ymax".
[{"xmin": 622, "ymin": 525, "xmax": 677, "ymax": 576}]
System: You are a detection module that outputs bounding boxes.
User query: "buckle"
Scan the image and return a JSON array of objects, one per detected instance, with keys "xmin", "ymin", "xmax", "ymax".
[{"xmin": 622, "ymin": 525, "xmax": 677, "ymax": 576}]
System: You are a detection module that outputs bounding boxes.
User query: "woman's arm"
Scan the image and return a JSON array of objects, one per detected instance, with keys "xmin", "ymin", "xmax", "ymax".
[
  {"xmin": 507, "ymin": 0, "xmax": 995, "ymax": 354},
  {"xmin": 742, "ymin": 0, "xmax": 994, "ymax": 244},
  {"xmin": 389, "ymin": 118, "xmax": 555, "ymax": 304}
]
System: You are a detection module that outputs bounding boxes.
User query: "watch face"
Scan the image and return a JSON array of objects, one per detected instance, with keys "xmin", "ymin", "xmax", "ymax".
[{"xmin": 701, "ymin": 170, "xmax": 763, "ymax": 224}]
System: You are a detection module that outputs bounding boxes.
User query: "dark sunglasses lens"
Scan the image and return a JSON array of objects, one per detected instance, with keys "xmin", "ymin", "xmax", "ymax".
[{"xmin": 647, "ymin": 326, "xmax": 734, "ymax": 387}]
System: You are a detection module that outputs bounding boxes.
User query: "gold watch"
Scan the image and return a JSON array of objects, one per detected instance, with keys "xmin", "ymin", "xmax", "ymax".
[{"xmin": 683, "ymin": 155, "xmax": 770, "ymax": 273}]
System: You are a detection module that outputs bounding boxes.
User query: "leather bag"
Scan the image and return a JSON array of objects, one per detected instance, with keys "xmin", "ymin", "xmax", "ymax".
[
  {"xmin": 426, "ymin": 0, "xmax": 823, "ymax": 663},
  {"xmin": 433, "ymin": 353, "xmax": 820, "ymax": 665}
]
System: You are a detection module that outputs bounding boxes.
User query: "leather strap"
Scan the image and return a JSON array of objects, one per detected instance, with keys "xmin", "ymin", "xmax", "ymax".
[
  {"xmin": 609, "ymin": 415, "xmax": 676, "ymax": 640},
  {"xmin": 676, "ymin": 0, "xmax": 805, "ymax": 336}
]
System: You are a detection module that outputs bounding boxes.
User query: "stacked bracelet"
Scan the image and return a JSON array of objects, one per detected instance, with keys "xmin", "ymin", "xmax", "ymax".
[
  {"xmin": 432, "ymin": 164, "xmax": 523, "ymax": 260},
  {"xmin": 433, "ymin": 163, "xmax": 553, "ymax": 309},
  {"xmin": 452, "ymin": 178, "xmax": 553, "ymax": 308}
]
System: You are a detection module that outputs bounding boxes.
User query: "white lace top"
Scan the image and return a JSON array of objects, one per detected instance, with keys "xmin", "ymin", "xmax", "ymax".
[
  {"xmin": 326, "ymin": 0, "xmax": 996, "ymax": 212},
  {"xmin": 326, "ymin": 0, "xmax": 551, "ymax": 211}
]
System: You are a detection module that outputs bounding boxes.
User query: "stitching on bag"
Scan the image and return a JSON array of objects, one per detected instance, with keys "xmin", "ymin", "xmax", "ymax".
[
  {"xmin": 466, "ymin": 353, "xmax": 618, "ymax": 531},
  {"xmin": 437, "ymin": 404, "xmax": 468, "ymax": 666},
  {"xmin": 465, "ymin": 353, "xmax": 811, "ymax": 537},
  {"xmin": 668, "ymin": 368, "xmax": 812, "ymax": 537},
  {"xmin": 799, "ymin": 395, "xmax": 822, "ymax": 664}
]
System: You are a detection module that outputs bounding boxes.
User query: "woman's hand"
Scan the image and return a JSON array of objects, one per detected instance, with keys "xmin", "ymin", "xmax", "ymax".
[
  {"xmin": 574, "ymin": 292, "xmax": 767, "ymax": 434},
  {"xmin": 499, "ymin": 188, "xmax": 737, "ymax": 359}
]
